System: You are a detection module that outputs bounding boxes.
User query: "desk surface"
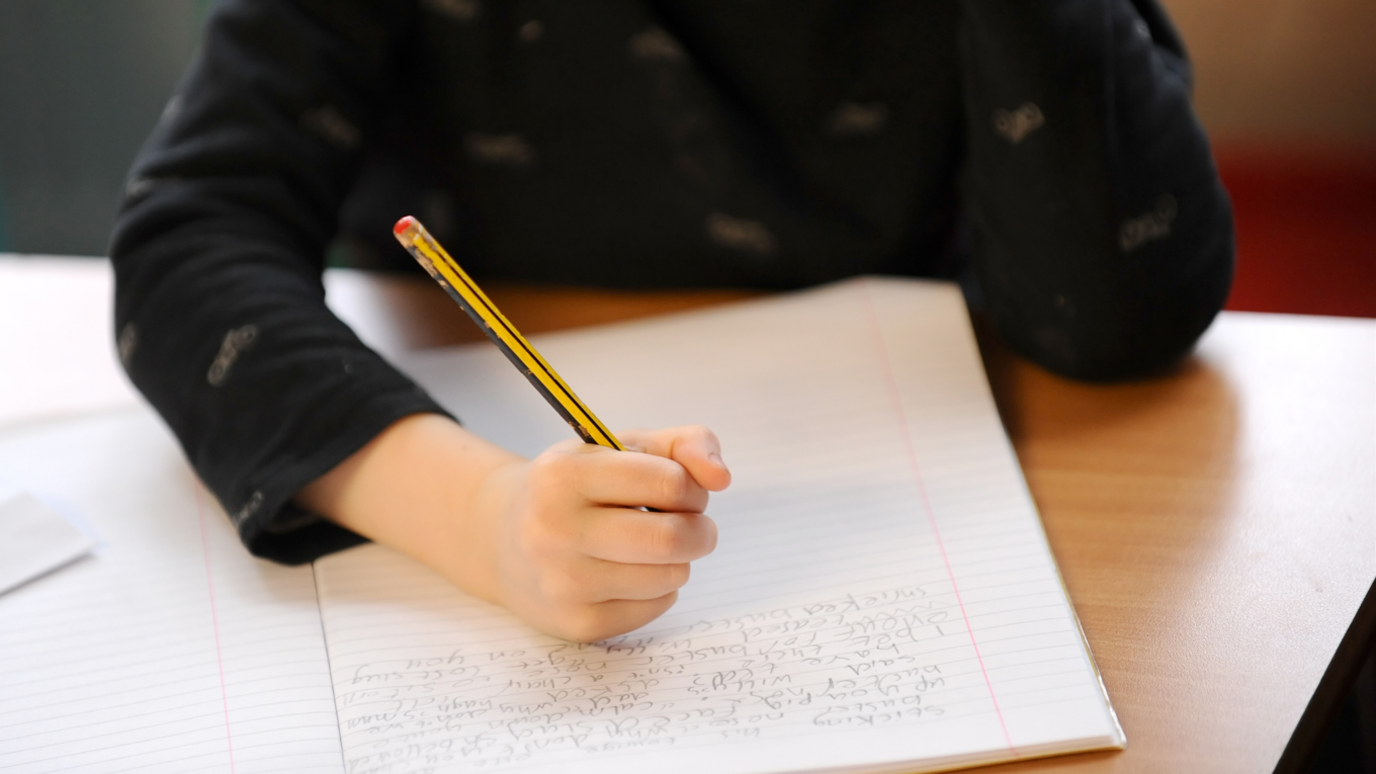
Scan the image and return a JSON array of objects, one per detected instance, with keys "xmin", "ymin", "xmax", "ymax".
[{"xmin": 4, "ymin": 257, "xmax": 1374, "ymax": 773}]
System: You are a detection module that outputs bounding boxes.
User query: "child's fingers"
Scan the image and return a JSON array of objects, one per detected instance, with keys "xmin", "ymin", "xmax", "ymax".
[
  {"xmin": 567, "ymin": 448, "xmax": 711, "ymax": 512},
  {"xmin": 577, "ymin": 507, "xmax": 717, "ymax": 565},
  {"xmin": 554, "ymin": 594, "xmax": 680, "ymax": 644},
  {"xmin": 513, "ymin": 430, "xmax": 730, "ymax": 642},
  {"xmin": 566, "ymin": 557, "xmax": 691, "ymax": 603},
  {"xmin": 618, "ymin": 425, "xmax": 731, "ymax": 492}
]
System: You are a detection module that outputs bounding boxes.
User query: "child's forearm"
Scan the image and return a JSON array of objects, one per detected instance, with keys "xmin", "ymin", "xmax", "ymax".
[{"xmin": 295, "ymin": 414, "xmax": 520, "ymax": 605}]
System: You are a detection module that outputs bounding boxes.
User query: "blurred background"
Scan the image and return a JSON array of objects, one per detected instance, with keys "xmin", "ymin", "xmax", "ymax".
[
  {"xmin": 1167, "ymin": 0, "xmax": 1376, "ymax": 319},
  {"xmin": 0, "ymin": 1, "xmax": 216, "ymax": 256},
  {"xmin": 0, "ymin": 0, "xmax": 1371, "ymax": 316}
]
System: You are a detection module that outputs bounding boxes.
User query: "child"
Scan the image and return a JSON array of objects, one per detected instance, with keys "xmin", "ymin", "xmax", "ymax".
[{"xmin": 110, "ymin": 0, "xmax": 1233, "ymax": 642}]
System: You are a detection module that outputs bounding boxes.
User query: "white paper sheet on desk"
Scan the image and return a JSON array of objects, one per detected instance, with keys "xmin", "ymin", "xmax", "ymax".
[
  {"xmin": 315, "ymin": 277, "xmax": 1124, "ymax": 774},
  {"xmin": 0, "ymin": 490, "xmax": 97, "ymax": 595},
  {"xmin": 0, "ymin": 410, "xmax": 345, "ymax": 773}
]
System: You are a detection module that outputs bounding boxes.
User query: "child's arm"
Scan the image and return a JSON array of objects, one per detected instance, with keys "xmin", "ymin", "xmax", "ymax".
[
  {"xmin": 296, "ymin": 415, "xmax": 731, "ymax": 642},
  {"xmin": 959, "ymin": 0, "xmax": 1234, "ymax": 380},
  {"xmin": 111, "ymin": 0, "xmax": 443, "ymax": 565}
]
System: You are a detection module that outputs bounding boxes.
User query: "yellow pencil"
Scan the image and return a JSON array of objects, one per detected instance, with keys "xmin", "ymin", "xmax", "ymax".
[{"xmin": 392, "ymin": 216, "xmax": 625, "ymax": 451}]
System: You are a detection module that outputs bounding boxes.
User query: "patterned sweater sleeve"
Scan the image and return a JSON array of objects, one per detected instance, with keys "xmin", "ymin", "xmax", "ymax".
[
  {"xmin": 959, "ymin": 0, "xmax": 1234, "ymax": 380},
  {"xmin": 109, "ymin": 0, "xmax": 446, "ymax": 564}
]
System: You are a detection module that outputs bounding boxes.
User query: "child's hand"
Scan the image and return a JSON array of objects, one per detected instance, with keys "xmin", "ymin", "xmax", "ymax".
[
  {"xmin": 296, "ymin": 415, "xmax": 730, "ymax": 643},
  {"xmin": 473, "ymin": 426, "xmax": 731, "ymax": 642}
]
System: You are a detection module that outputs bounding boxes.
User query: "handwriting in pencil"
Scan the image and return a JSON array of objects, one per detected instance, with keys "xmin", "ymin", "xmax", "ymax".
[{"xmin": 334, "ymin": 585, "xmax": 960, "ymax": 773}]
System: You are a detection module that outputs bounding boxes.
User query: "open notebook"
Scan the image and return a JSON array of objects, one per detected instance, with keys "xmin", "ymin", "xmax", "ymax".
[{"xmin": 0, "ymin": 278, "xmax": 1123, "ymax": 773}]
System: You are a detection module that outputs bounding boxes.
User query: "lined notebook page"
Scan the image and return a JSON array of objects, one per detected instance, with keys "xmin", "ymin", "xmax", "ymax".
[
  {"xmin": 0, "ymin": 410, "xmax": 344, "ymax": 773},
  {"xmin": 316, "ymin": 277, "xmax": 1124, "ymax": 774}
]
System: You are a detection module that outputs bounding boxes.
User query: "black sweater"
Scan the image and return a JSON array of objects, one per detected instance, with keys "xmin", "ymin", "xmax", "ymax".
[{"xmin": 110, "ymin": 0, "xmax": 1233, "ymax": 563}]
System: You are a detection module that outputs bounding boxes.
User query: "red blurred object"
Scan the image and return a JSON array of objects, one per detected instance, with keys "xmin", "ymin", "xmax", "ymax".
[{"xmin": 1215, "ymin": 145, "xmax": 1376, "ymax": 318}]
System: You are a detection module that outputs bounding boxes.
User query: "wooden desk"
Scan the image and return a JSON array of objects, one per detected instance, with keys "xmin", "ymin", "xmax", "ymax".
[
  {"xmin": 325, "ymin": 269, "xmax": 1376, "ymax": 774},
  {"xmin": 2, "ymin": 257, "xmax": 1373, "ymax": 772}
]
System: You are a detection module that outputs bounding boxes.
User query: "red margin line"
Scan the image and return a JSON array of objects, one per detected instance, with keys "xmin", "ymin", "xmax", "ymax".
[
  {"xmin": 857, "ymin": 280, "xmax": 1017, "ymax": 755},
  {"xmin": 195, "ymin": 487, "xmax": 238, "ymax": 774}
]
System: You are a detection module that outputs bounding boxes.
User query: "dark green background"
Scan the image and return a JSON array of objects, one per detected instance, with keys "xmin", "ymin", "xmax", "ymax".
[{"xmin": 0, "ymin": 1, "xmax": 215, "ymax": 256}]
